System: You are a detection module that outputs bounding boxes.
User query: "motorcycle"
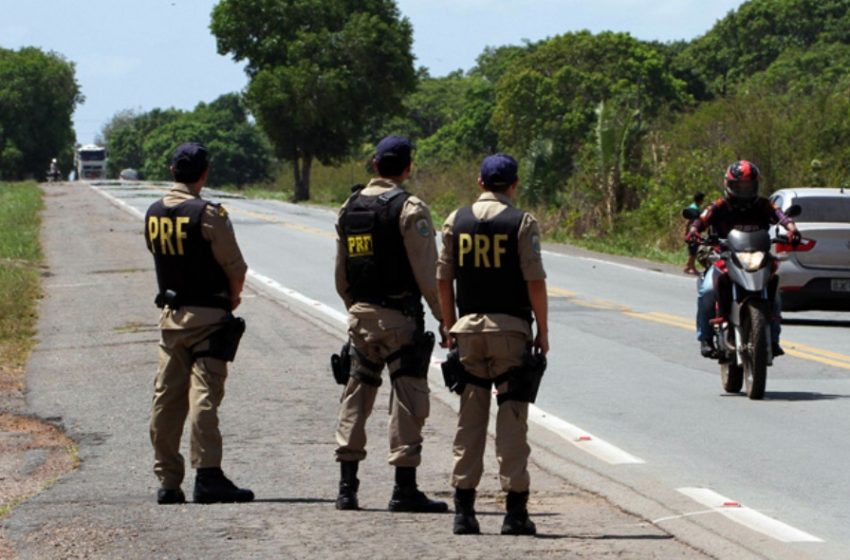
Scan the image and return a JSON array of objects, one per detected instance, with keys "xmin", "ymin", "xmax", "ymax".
[{"xmin": 683, "ymin": 205, "xmax": 800, "ymax": 400}]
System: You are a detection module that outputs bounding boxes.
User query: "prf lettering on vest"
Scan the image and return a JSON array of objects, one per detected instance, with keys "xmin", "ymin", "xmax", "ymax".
[
  {"xmin": 347, "ymin": 234, "xmax": 374, "ymax": 257},
  {"xmin": 147, "ymin": 216, "xmax": 190, "ymax": 256},
  {"xmin": 458, "ymin": 233, "xmax": 508, "ymax": 268}
]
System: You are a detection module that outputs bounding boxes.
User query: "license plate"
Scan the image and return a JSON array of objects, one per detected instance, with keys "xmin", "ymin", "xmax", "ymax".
[{"xmin": 832, "ymin": 279, "xmax": 850, "ymax": 292}]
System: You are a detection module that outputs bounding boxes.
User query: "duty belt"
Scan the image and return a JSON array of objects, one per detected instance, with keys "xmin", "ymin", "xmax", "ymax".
[{"xmin": 155, "ymin": 289, "xmax": 231, "ymax": 311}]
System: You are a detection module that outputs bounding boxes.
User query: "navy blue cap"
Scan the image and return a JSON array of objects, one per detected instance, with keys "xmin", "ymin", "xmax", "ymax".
[
  {"xmin": 171, "ymin": 142, "xmax": 208, "ymax": 178},
  {"xmin": 480, "ymin": 153, "xmax": 518, "ymax": 188},
  {"xmin": 374, "ymin": 135, "xmax": 412, "ymax": 165}
]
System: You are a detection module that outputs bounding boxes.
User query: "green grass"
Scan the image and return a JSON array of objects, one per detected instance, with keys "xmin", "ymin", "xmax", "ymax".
[{"xmin": 0, "ymin": 181, "xmax": 43, "ymax": 368}]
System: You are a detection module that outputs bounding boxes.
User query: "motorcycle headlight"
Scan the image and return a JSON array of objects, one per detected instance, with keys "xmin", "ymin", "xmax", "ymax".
[{"xmin": 736, "ymin": 251, "xmax": 766, "ymax": 271}]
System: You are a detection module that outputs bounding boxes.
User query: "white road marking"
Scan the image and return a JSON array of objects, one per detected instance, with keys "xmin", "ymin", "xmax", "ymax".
[
  {"xmin": 89, "ymin": 183, "xmax": 144, "ymax": 219},
  {"xmin": 247, "ymin": 270, "xmax": 349, "ymax": 325},
  {"xmin": 528, "ymin": 406, "xmax": 645, "ymax": 465},
  {"xmin": 677, "ymin": 487, "xmax": 823, "ymax": 543}
]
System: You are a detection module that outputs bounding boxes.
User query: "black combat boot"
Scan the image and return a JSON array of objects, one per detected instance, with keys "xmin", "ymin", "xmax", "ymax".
[
  {"xmin": 156, "ymin": 488, "xmax": 186, "ymax": 505},
  {"xmin": 336, "ymin": 461, "xmax": 360, "ymax": 510},
  {"xmin": 193, "ymin": 467, "xmax": 254, "ymax": 504},
  {"xmin": 388, "ymin": 467, "xmax": 448, "ymax": 513},
  {"xmin": 500, "ymin": 491, "xmax": 536, "ymax": 536},
  {"xmin": 700, "ymin": 339, "xmax": 717, "ymax": 358},
  {"xmin": 452, "ymin": 488, "xmax": 480, "ymax": 535}
]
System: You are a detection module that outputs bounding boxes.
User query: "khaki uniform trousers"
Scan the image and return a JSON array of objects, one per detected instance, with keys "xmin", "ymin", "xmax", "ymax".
[
  {"xmin": 452, "ymin": 330, "xmax": 531, "ymax": 493},
  {"xmin": 335, "ymin": 308, "xmax": 430, "ymax": 467},
  {"xmin": 150, "ymin": 323, "xmax": 228, "ymax": 489}
]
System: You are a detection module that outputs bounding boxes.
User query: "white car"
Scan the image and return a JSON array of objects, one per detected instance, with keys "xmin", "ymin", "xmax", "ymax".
[{"xmin": 769, "ymin": 187, "xmax": 850, "ymax": 312}]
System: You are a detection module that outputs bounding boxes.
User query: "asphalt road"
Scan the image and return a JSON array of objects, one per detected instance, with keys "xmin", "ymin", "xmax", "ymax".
[{"xmin": 88, "ymin": 180, "xmax": 850, "ymax": 558}]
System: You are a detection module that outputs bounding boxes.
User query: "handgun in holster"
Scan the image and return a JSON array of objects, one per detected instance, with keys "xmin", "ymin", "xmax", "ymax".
[
  {"xmin": 389, "ymin": 330, "xmax": 435, "ymax": 382},
  {"xmin": 192, "ymin": 314, "xmax": 246, "ymax": 362},
  {"xmin": 497, "ymin": 349, "xmax": 547, "ymax": 405},
  {"xmin": 155, "ymin": 289, "xmax": 179, "ymax": 309},
  {"xmin": 441, "ymin": 347, "xmax": 467, "ymax": 395},
  {"xmin": 331, "ymin": 341, "xmax": 352, "ymax": 385}
]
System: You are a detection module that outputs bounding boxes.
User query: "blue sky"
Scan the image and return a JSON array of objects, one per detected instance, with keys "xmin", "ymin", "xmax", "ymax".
[{"xmin": 1, "ymin": 0, "xmax": 743, "ymax": 145}]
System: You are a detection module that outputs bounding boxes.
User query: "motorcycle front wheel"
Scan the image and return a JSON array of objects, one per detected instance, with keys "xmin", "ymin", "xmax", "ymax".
[{"xmin": 742, "ymin": 301, "xmax": 769, "ymax": 400}]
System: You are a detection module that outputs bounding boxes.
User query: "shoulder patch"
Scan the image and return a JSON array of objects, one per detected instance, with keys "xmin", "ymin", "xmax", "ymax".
[
  {"xmin": 531, "ymin": 235, "xmax": 541, "ymax": 255},
  {"xmin": 217, "ymin": 205, "xmax": 228, "ymax": 219},
  {"xmin": 416, "ymin": 218, "xmax": 431, "ymax": 237}
]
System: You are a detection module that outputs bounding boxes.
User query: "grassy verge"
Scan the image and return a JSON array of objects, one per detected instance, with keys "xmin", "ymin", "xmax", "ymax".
[
  {"xmin": 0, "ymin": 181, "xmax": 43, "ymax": 386},
  {"xmin": 223, "ymin": 160, "xmax": 686, "ymax": 266}
]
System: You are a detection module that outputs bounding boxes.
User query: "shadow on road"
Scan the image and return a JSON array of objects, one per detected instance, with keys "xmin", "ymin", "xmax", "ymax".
[
  {"xmin": 719, "ymin": 391, "xmax": 850, "ymax": 401},
  {"xmin": 765, "ymin": 391, "xmax": 850, "ymax": 401},
  {"xmin": 782, "ymin": 317, "xmax": 850, "ymax": 328},
  {"xmin": 253, "ymin": 497, "xmax": 336, "ymax": 504},
  {"xmin": 536, "ymin": 533, "xmax": 674, "ymax": 541}
]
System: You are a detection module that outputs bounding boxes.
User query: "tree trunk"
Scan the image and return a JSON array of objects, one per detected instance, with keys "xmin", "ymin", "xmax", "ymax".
[{"xmin": 292, "ymin": 154, "xmax": 313, "ymax": 202}]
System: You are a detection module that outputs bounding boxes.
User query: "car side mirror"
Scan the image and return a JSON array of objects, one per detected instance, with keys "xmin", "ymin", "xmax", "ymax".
[
  {"xmin": 785, "ymin": 204, "xmax": 802, "ymax": 218},
  {"xmin": 682, "ymin": 207, "xmax": 701, "ymax": 220}
]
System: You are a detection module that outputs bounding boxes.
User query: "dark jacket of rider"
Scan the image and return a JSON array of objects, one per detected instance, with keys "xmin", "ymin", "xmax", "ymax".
[{"xmin": 689, "ymin": 197, "xmax": 793, "ymax": 238}]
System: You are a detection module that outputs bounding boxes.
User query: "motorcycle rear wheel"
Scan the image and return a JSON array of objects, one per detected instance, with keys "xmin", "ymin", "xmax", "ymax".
[
  {"xmin": 742, "ymin": 301, "xmax": 768, "ymax": 400},
  {"xmin": 721, "ymin": 361, "xmax": 743, "ymax": 393}
]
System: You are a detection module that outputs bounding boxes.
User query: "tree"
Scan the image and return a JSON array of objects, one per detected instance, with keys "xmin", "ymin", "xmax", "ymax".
[
  {"xmin": 100, "ymin": 108, "xmax": 181, "ymax": 177},
  {"xmin": 102, "ymin": 94, "xmax": 272, "ymax": 187},
  {"xmin": 210, "ymin": 0, "xmax": 416, "ymax": 201},
  {"xmin": 677, "ymin": 0, "xmax": 850, "ymax": 99},
  {"xmin": 0, "ymin": 47, "xmax": 82, "ymax": 180},
  {"xmin": 491, "ymin": 31, "xmax": 688, "ymax": 205}
]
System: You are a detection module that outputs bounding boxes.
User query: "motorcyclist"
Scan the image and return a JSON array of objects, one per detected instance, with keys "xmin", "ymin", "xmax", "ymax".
[
  {"xmin": 685, "ymin": 160, "xmax": 801, "ymax": 358},
  {"xmin": 48, "ymin": 158, "xmax": 60, "ymax": 181}
]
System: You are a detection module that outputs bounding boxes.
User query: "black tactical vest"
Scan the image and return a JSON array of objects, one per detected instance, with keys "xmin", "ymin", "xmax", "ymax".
[
  {"xmin": 452, "ymin": 205, "xmax": 531, "ymax": 323},
  {"xmin": 145, "ymin": 198, "xmax": 230, "ymax": 308},
  {"xmin": 341, "ymin": 186, "xmax": 420, "ymax": 308}
]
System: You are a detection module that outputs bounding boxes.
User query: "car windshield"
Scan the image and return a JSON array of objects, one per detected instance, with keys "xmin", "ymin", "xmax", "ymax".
[
  {"xmin": 79, "ymin": 150, "xmax": 106, "ymax": 161},
  {"xmin": 793, "ymin": 196, "xmax": 850, "ymax": 223}
]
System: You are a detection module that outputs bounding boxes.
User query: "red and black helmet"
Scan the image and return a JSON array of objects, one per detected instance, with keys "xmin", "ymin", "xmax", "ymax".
[{"xmin": 724, "ymin": 160, "xmax": 759, "ymax": 203}]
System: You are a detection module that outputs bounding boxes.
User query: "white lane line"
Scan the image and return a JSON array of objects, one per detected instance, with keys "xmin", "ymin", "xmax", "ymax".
[
  {"xmin": 92, "ymin": 182, "xmax": 645, "ymax": 467},
  {"xmin": 528, "ymin": 406, "xmax": 644, "ymax": 465},
  {"xmin": 677, "ymin": 487, "xmax": 823, "ymax": 543},
  {"xmin": 89, "ymin": 183, "xmax": 144, "ymax": 219},
  {"xmin": 247, "ymin": 270, "xmax": 349, "ymax": 325}
]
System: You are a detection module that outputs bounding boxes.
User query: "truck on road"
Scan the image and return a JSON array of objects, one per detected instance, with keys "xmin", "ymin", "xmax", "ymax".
[{"xmin": 74, "ymin": 144, "xmax": 108, "ymax": 180}]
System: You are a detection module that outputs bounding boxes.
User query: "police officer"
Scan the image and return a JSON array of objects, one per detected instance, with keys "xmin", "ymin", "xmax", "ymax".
[
  {"xmin": 145, "ymin": 142, "xmax": 253, "ymax": 505},
  {"xmin": 333, "ymin": 135, "xmax": 447, "ymax": 513},
  {"xmin": 437, "ymin": 153, "xmax": 548, "ymax": 535}
]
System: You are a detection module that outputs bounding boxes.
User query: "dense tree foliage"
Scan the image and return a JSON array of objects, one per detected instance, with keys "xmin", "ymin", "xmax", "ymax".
[
  {"xmin": 101, "ymin": 94, "xmax": 272, "ymax": 187},
  {"xmin": 210, "ymin": 0, "xmax": 416, "ymax": 200},
  {"xmin": 0, "ymin": 47, "xmax": 82, "ymax": 180}
]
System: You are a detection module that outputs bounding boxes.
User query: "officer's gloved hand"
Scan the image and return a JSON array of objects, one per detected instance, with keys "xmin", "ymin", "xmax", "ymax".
[{"xmin": 789, "ymin": 228, "xmax": 802, "ymax": 246}]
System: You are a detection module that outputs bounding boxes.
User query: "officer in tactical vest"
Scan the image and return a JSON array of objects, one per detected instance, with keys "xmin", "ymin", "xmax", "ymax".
[
  {"xmin": 144, "ymin": 142, "xmax": 253, "ymax": 505},
  {"xmin": 437, "ymin": 153, "xmax": 549, "ymax": 535},
  {"xmin": 332, "ymin": 135, "xmax": 448, "ymax": 513}
]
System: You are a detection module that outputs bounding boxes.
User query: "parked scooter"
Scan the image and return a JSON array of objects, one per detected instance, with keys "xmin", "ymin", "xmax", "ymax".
[{"xmin": 683, "ymin": 205, "xmax": 801, "ymax": 399}]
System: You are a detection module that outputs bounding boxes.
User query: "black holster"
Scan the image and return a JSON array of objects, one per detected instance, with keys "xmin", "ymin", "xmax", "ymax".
[
  {"xmin": 389, "ymin": 330, "xmax": 435, "ymax": 382},
  {"xmin": 331, "ymin": 341, "xmax": 352, "ymax": 385},
  {"xmin": 192, "ymin": 314, "xmax": 246, "ymax": 362},
  {"xmin": 496, "ymin": 350, "xmax": 547, "ymax": 405},
  {"xmin": 441, "ymin": 348, "xmax": 467, "ymax": 394}
]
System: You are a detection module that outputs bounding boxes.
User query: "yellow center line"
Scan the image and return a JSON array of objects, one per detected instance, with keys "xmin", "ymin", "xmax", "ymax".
[
  {"xmin": 229, "ymin": 207, "xmax": 335, "ymax": 239},
  {"xmin": 549, "ymin": 285, "xmax": 850, "ymax": 371}
]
